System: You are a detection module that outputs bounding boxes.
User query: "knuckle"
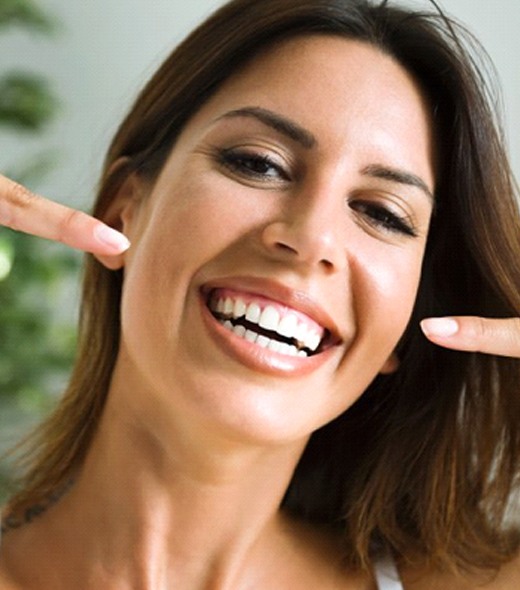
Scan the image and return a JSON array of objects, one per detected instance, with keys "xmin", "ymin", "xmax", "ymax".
[
  {"xmin": 2, "ymin": 180, "xmax": 38, "ymax": 230},
  {"xmin": 8, "ymin": 180, "xmax": 38, "ymax": 209},
  {"xmin": 0, "ymin": 177, "xmax": 38, "ymax": 229}
]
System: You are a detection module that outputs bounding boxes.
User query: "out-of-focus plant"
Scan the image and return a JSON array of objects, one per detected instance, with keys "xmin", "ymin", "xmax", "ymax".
[{"xmin": 0, "ymin": 0, "xmax": 80, "ymax": 495}]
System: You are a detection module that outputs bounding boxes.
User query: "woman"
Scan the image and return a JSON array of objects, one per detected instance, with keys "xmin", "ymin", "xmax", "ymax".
[{"xmin": 1, "ymin": 0, "xmax": 520, "ymax": 587}]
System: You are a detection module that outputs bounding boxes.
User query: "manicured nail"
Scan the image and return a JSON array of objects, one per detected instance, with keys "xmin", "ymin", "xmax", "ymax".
[
  {"xmin": 94, "ymin": 224, "xmax": 130, "ymax": 253},
  {"xmin": 421, "ymin": 317, "xmax": 459, "ymax": 338}
]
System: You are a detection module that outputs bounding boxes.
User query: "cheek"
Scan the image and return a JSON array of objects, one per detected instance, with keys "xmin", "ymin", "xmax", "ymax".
[{"xmin": 352, "ymin": 243, "xmax": 424, "ymax": 355}]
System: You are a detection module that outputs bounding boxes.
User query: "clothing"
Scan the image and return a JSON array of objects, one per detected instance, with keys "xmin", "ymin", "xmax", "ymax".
[{"xmin": 374, "ymin": 557, "xmax": 405, "ymax": 590}]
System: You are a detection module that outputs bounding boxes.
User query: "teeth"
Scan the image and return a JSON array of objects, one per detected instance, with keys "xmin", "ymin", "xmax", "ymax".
[
  {"xmin": 277, "ymin": 314, "xmax": 298, "ymax": 338},
  {"xmin": 257, "ymin": 335, "xmax": 270, "ymax": 348},
  {"xmin": 219, "ymin": 319, "xmax": 310, "ymax": 358},
  {"xmin": 267, "ymin": 339, "xmax": 281, "ymax": 353},
  {"xmin": 224, "ymin": 298, "xmax": 234, "ymax": 316},
  {"xmin": 259, "ymin": 306, "xmax": 280, "ymax": 331},
  {"xmin": 233, "ymin": 298, "xmax": 247, "ymax": 319},
  {"xmin": 245, "ymin": 302, "xmax": 261, "ymax": 323},
  {"xmin": 244, "ymin": 329, "xmax": 258, "ymax": 343},
  {"xmin": 233, "ymin": 324, "xmax": 246, "ymax": 338},
  {"xmin": 211, "ymin": 295, "xmax": 325, "ymax": 355},
  {"xmin": 307, "ymin": 331, "xmax": 321, "ymax": 352}
]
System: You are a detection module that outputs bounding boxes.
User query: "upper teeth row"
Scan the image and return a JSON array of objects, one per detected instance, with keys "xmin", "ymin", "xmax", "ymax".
[{"xmin": 212, "ymin": 297, "xmax": 323, "ymax": 352}]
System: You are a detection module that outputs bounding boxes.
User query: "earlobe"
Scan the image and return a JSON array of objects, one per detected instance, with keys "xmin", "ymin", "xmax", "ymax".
[
  {"xmin": 380, "ymin": 352, "xmax": 400, "ymax": 374},
  {"xmin": 94, "ymin": 163, "xmax": 144, "ymax": 271}
]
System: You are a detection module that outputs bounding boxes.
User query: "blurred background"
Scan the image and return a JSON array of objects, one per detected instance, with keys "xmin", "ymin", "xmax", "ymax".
[{"xmin": 0, "ymin": 0, "xmax": 519, "ymax": 498}]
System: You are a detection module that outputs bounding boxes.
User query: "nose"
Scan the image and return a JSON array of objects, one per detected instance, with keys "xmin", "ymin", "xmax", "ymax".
[{"xmin": 260, "ymin": 194, "xmax": 345, "ymax": 273}]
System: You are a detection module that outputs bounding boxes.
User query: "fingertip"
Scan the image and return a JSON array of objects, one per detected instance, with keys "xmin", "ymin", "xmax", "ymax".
[
  {"xmin": 93, "ymin": 223, "xmax": 131, "ymax": 254},
  {"xmin": 420, "ymin": 317, "xmax": 459, "ymax": 339}
]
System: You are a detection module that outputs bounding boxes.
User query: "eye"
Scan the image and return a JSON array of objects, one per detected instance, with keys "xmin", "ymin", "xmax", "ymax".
[
  {"xmin": 217, "ymin": 147, "xmax": 290, "ymax": 182},
  {"xmin": 349, "ymin": 200, "xmax": 417, "ymax": 237}
]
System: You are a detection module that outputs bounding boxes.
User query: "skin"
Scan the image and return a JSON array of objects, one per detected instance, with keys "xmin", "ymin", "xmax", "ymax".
[{"xmin": 0, "ymin": 36, "xmax": 519, "ymax": 590}]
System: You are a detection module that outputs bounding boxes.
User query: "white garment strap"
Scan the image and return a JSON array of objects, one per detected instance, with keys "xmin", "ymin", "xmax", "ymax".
[{"xmin": 374, "ymin": 557, "xmax": 404, "ymax": 590}]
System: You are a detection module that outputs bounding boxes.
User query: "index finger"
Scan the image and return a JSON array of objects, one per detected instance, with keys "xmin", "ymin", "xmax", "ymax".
[
  {"xmin": 420, "ymin": 316, "xmax": 520, "ymax": 358},
  {"xmin": 0, "ymin": 174, "xmax": 130, "ymax": 255}
]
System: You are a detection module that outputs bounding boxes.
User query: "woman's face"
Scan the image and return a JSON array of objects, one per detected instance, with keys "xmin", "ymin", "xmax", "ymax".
[{"xmin": 112, "ymin": 36, "xmax": 435, "ymax": 444}]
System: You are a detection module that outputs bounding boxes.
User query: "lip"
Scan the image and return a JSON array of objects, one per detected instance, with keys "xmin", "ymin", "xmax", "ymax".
[{"xmin": 199, "ymin": 276, "xmax": 343, "ymax": 377}]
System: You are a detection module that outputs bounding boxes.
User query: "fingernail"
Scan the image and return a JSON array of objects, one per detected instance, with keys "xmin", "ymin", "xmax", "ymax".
[
  {"xmin": 421, "ymin": 317, "xmax": 459, "ymax": 338},
  {"xmin": 94, "ymin": 224, "xmax": 130, "ymax": 252}
]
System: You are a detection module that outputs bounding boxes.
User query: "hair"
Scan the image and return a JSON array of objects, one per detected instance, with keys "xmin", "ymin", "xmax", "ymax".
[{"xmin": 4, "ymin": 0, "xmax": 520, "ymax": 576}]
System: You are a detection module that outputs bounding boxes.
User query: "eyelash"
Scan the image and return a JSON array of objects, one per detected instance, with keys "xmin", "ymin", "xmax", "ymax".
[
  {"xmin": 348, "ymin": 200, "xmax": 418, "ymax": 237},
  {"xmin": 216, "ymin": 148, "xmax": 417, "ymax": 238},
  {"xmin": 217, "ymin": 148, "xmax": 290, "ymax": 182}
]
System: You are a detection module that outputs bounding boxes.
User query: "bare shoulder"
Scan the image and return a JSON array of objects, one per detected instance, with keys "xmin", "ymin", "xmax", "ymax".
[{"xmin": 400, "ymin": 552, "xmax": 520, "ymax": 590}]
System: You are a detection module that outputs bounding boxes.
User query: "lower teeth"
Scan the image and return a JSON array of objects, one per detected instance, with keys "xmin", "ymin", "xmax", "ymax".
[{"xmin": 221, "ymin": 320, "xmax": 308, "ymax": 357}]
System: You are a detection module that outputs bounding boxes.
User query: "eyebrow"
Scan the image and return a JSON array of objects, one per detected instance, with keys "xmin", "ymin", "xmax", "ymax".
[
  {"xmin": 215, "ymin": 107, "xmax": 433, "ymax": 201},
  {"xmin": 361, "ymin": 164, "xmax": 434, "ymax": 202},
  {"xmin": 216, "ymin": 106, "xmax": 317, "ymax": 149}
]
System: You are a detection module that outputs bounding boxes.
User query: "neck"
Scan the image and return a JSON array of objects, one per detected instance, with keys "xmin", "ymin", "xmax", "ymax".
[{"xmin": 38, "ymin": 382, "xmax": 308, "ymax": 589}]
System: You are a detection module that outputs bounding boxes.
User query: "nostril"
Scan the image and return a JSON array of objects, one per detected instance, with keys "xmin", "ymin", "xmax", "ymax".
[{"xmin": 275, "ymin": 241, "xmax": 298, "ymax": 254}]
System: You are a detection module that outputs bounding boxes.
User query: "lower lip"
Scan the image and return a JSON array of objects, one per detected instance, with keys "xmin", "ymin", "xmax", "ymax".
[{"xmin": 199, "ymin": 295, "xmax": 335, "ymax": 377}]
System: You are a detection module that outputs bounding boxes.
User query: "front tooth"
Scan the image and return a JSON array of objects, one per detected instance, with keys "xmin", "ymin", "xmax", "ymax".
[
  {"xmin": 267, "ymin": 339, "xmax": 281, "ymax": 352},
  {"xmin": 245, "ymin": 302, "xmax": 261, "ymax": 323},
  {"xmin": 278, "ymin": 343, "xmax": 290, "ymax": 355},
  {"xmin": 257, "ymin": 335, "xmax": 270, "ymax": 348},
  {"xmin": 287, "ymin": 345, "xmax": 299, "ymax": 357},
  {"xmin": 245, "ymin": 329, "xmax": 258, "ymax": 343},
  {"xmin": 259, "ymin": 306, "xmax": 280, "ymax": 331},
  {"xmin": 277, "ymin": 314, "xmax": 298, "ymax": 339},
  {"xmin": 233, "ymin": 298, "xmax": 247, "ymax": 319},
  {"xmin": 233, "ymin": 324, "xmax": 246, "ymax": 337},
  {"xmin": 216, "ymin": 298, "xmax": 225, "ymax": 313},
  {"xmin": 224, "ymin": 298, "xmax": 234, "ymax": 316}
]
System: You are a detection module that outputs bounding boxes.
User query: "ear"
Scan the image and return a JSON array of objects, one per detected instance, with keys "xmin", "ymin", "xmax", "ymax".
[
  {"xmin": 94, "ymin": 162, "xmax": 145, "ymax": 271},
  {"xmin": 379, "ymin": 351, "xmax": 400, "ymax": 375}
]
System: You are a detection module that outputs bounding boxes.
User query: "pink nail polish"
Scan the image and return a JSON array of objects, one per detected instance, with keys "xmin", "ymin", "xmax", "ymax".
[
  {"xmin": 94, "ymin": 225, "xmax": 130, "ymax": 252},
  {"xmin": 421, "ymin": 317, "xmax": 459, "ymax": 338}
]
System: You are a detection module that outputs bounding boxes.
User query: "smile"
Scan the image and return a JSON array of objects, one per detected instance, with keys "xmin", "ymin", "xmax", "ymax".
[{"xmin": 207, "ymin": 289, "xmax": 328, "ymax": 358}]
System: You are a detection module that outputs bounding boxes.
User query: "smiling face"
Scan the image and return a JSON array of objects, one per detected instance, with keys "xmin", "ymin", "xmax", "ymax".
[{"xmin": 106, "ymin": 36, "xmax": 435, "ymax": 445}]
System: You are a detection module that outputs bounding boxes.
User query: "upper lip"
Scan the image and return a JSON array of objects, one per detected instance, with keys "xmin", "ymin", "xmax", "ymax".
[{"xmin": 200, "ymin": 276, "xmax": 343, "ymax": 346}]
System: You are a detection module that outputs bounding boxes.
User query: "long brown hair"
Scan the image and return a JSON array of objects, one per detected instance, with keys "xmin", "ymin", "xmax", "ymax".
[{"xmin": 5, "ymin": 0, "xmax": 520, "ymax": 575}]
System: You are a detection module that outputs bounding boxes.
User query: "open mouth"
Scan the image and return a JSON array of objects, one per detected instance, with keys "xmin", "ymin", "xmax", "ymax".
[{"xmin": 206, "ymin": 290, "xmax": 330, "ymax": 358}]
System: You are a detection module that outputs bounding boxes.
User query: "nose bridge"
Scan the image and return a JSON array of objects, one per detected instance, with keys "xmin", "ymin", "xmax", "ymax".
[{"xmin": 261, "ymin": 179, "xmax": 346, "ymax": 271}]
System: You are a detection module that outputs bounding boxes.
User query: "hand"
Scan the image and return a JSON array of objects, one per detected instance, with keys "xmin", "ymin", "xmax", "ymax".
[
  {"xmin": 0, "ymin": 173, "xmax": 130, "ymax": 255},
  {"xmin": 421, "ymin": 316, "xmax": 520, "ymax": 358}
]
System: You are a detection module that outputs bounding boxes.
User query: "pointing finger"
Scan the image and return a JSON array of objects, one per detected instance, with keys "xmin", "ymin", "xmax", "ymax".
[
  {"xmin": 0, "ymin": 174, "xmax": 130, "ymax": 255},
  {"xmin": 420, "ymin": 316, "xmax": 520, "ymax": 358}
]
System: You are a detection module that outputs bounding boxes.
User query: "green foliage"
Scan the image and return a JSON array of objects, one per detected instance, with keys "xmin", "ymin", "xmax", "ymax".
[
  {"xmin": 0, "ymin": 229, "xmax": 80, "ymax": 405},
  {"xmin": 0, "ymin": 0, "xmax": 56, "ymax": 33},
  {"xmin": 0, "ymin": 0, "xmax": 79, "ymax": 496},
  {"xmin": 0, "ymin": 72, "xmax": 58, "ymax": 131}
]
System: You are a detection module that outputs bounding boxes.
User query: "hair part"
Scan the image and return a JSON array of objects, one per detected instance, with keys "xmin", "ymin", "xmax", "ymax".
[{"xmin": 4, "ymin": 0, "xmax": 520, "ymax": 575}]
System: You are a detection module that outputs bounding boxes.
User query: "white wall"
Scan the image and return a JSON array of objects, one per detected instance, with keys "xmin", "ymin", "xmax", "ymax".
[{"xmin": 0, "ymin": 0, "xmax": 518, "ymax": 208}]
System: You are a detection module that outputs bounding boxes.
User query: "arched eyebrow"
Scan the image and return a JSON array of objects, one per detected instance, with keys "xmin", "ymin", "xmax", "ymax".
[
  {"xmin": 216, "ymin": 106, "xmax": 317, "ymax": 149},
  {"xmin": 215, "ymin": 106, "xmax": 433, "ymax": 202},
  {"xmin": 361, "ymin": 164, "xmax": 434, "ymax": 202}
]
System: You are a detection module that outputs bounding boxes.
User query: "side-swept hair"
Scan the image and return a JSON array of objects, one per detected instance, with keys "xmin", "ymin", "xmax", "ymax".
[{"xmin": 5, "ymin": 0, "xmax": 520, "ymax": 575}]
